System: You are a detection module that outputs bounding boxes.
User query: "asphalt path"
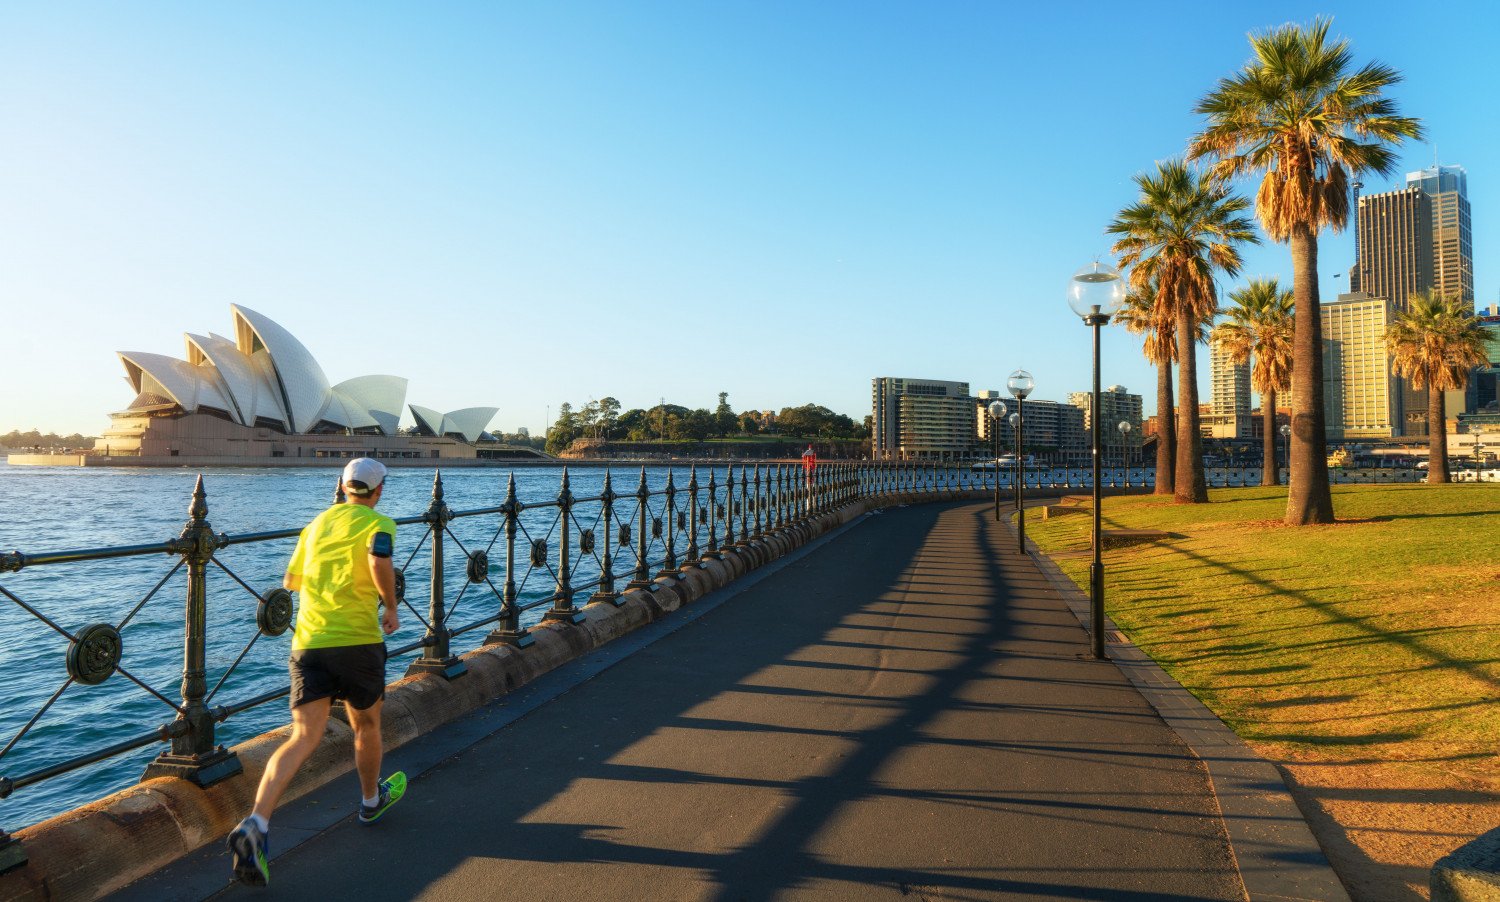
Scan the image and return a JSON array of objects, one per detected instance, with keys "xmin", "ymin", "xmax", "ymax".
[{"xmin": 211, "ymin": 501, "xmax": 1243, "ymax": 901}]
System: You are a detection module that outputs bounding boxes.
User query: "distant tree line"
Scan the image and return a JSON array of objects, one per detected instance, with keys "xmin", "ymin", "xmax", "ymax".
[
  {"xmin": 544, "ymin": 393, "xmax": 866, "ymax": 455},
  {"xmin": 1, "ymin": 429, "xmax": 97, "ymax": 450}
]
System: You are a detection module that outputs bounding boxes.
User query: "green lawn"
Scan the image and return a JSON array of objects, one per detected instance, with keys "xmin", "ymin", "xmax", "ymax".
[{"xmin": 1027, "ymin": 485, "xmax": 1500, "ymax": 776}]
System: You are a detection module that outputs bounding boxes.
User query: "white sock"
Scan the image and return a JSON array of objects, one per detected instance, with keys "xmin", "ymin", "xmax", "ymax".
[
  {"xmin": 362, "ymin": 793, "xmax": 379, "ymax": 808},
  {"xmin": 248, "ymin": 813, "xmax": 269, "ymax": 833}
]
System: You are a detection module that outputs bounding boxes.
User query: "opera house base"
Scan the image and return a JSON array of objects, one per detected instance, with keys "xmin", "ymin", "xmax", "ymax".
[
  {"xmin": 7, "ymin": 413, "xmax": 547, "ymax": 468},
  {"xmin": 6, "ymin": 454, "xmax": 545, "ymax": 468}
]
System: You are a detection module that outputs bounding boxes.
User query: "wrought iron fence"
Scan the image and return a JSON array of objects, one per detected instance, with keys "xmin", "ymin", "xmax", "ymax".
[{"xmin": 0, "ymin": 457, "xmax": 1446, "ymax": 867}]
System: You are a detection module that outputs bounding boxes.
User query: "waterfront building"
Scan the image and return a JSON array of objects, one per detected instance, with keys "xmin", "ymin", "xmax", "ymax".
[
  {"xmin": 871, "ymin": 377, "xmax": 973, "ymax": 460},
  {"xmin": 1467, "ymin": 305, "xmax": 1500, "ymax": 414},
  {"xmin": 1407, "ymin": 166, "xmax": 1474, "ymax": 303},
  {"xmin": 1206, "ymin": 341, "xmax": 1252, "ymax": 439},
  {"xmin": 86, "ymin": 306, "xmax": 521, "ymax": 463},
  {"xmin": 1321, "ymin": 292, "xmax": 1399, "ymax": 439},
  {"xmin": 1067, "ymin": 386, "xmax": 1143, "ymax": 454}
]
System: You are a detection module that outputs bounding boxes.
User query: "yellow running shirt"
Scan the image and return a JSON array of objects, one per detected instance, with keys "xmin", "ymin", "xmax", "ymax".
[{"xmin": 286, "ymin": 504, "xmax": 397, "ymax": 650}]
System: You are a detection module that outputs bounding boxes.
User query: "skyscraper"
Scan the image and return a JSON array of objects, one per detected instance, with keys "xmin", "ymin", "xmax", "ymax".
[
  {"xmin": 1206, "ymin": 340, "xmax": 1251, "ymax": 438},
  {"xmin": 1407, "ymin": 165, "xmax": 1473, "ymax": 303},
  {"xmin": 1354, "ymin": 184, "xmax": 1434, "ymax": 435},
  {"xmin": 1356, "ymin": 185, "xmax": 1434, "ymax": 314}
]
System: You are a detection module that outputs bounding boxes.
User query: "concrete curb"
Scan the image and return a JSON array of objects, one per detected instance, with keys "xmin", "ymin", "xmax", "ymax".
[
  {"xmin": 1432, "ymin": 826, "xmax": 1500, "ymax": 902},
  {"xmin": 0, "ymin": 496, "xmax": 887, "ymax": 902},
  {"xmin": 1024, "ymin": 516, "xmax": 1352, "ymax": 902}
]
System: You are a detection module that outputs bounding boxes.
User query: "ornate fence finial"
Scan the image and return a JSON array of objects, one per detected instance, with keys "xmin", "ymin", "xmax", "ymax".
[{"xmin": 189, "ymin": 474, "xmax": 208, "ymax": 522}]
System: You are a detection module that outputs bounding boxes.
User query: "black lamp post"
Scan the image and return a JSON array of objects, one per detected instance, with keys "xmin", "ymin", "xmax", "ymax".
[
  {"xmin": 1279, "ymin": 423, "xmax": 1290, "ymax": 482},
  {"xmin": 988, "ymin": 399, "xmax": 1007, "ymax": 521},
  {"xmin": 1008, "ymin": 412, "xmax": 1020, "ymax": 504},
  {"xmin": 1069, "ymin": 262, "xmax": 1126, "ymax": 661},
  {"xmin": 1008, "ymin": 369, "xmax": 1034, "ymax": 554},
  {"xmin": 1118, "ymin": 420, "xmax": 1133, "ymax": 475}
]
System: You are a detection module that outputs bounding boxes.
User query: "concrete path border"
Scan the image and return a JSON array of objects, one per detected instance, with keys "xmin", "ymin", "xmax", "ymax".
[{"xmin": 1023, "ymin": 515, "xmax": 1352, "ymax": 902}]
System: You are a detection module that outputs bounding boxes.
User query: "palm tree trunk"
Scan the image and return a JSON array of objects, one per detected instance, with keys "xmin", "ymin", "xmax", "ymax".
[
  {"xmin": 1285, "ymin": 224, "xmax": 1335, "ymax": 524},
  {"xmin": 1262, "ymin": 389, "xmax": 1278, "ymax": 487},
  {"xmin": 1427, "ymin": 376, "xmax": 1448, "ymax": 483},
  {"xmin": 1156, "ymin": 359, "xmax": 1175, "ymax": 495},
  {"xmin": 1174, "ymin": 308, "xmax": 1208, "ymax": 503}
]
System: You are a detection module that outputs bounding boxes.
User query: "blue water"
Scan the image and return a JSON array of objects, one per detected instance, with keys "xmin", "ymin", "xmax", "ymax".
[{"xmin": 0, "ymin": 461, "xmax": 778, "ymax": 831}]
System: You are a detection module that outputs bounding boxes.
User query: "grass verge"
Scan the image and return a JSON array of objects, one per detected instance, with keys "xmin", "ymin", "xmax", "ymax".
[{"xmin": 1027, "ymin": 484, "xmax": 1500, "ymax": 899}]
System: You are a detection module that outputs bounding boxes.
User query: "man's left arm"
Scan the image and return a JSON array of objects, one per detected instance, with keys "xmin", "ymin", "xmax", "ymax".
[{"xmin": 368, "ymin": 528, "xmax": 398, "ymax": 635}]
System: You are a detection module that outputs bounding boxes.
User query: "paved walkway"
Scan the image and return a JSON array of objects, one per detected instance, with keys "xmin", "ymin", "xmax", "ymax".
[{"xmin": 215, "ymin": 501, "xmax": 1244, "ymax": 901}]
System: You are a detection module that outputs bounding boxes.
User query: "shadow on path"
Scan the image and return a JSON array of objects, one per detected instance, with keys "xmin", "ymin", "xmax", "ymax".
[{"xmin": 216, "ymin": 502, "xmax": 1242, "ymax": 901}]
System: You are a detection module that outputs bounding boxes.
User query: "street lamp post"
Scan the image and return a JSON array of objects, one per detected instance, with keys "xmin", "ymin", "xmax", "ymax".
[
  {"xmin": 1118, "ymin": 420, "xmax": 1133, "ymax": 479},
  {"xmin": 1069, "ymin": 262, "xmax": 1126, "ymax": 661},
  {"xmin": 1007, "ymin": 369, "xmax": 1034, "ymax": 554},
  {"xmin": 1008, "ymin": 412, "xmax": 1020, "ymax": 504},
  {"xmin": 988, "ymin": 400, "xmax": 1007, "ymax": 521},
  {"xmin": 1279, "ymin": 424, "xmax": 1291, "ymax": 481}
]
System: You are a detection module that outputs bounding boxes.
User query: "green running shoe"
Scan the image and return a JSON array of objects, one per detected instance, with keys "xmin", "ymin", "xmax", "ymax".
[
  {"xmin": 227, "ymin": 818, "xmax": 270, "ymax": 887},
  {"xmin": 358, "ymin": 771, "xmax": 407, "ymax": 824}
]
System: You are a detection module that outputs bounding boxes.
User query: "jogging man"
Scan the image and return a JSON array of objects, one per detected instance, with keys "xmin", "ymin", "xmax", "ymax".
[{"xmin": 228, "ymin": 457, "xmax": 407, "ymax": 887}]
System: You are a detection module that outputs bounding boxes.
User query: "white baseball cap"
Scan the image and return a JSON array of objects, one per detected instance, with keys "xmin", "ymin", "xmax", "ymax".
[{"xmin": 341, "ymin": 458, "xmax": 387, "ymax": 495}]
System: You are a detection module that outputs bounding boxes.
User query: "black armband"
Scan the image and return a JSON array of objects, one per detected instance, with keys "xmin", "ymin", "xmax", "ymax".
[{"xmin": 370, "ymin": 532, "xmax": 394, "ymax": 558}]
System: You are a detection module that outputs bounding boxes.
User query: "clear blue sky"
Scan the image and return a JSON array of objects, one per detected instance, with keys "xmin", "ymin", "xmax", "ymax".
[{"xmin": 3, "ymin": 1, "xmax": 1496, "ymax": 436}]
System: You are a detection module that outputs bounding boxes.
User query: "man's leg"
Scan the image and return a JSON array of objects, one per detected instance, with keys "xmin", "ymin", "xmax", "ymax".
[
  {"xmin": 252, "ymin": 697, "xmax": 332, "ymax": 821},
  {"xmin": 347, "ymin": 698, "xmax": 383, "ymax": 800}
]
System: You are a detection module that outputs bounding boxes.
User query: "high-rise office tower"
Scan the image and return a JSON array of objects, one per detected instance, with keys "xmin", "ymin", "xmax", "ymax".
[
  {"xmin": 1067, "ymin": 386, "xmax": 1143, "ymax": 452},
  {"xmin": 1321, "ymin": 292, "xmax": 1400, "ymax": 438},
  {"xmin": 1407, "ymin": 165, "xmax": 1473, "ymax": 303},
  {"xmin": 1207, "ymin": 341, "xmax": 1252, "ymax": 438},
  {"xmin": 1354, "ymin": 184, "xmax": 1434, "ymax": 435},
  {"xmin": 1355, "ymin": 185, "xmax": 1434, "ymax": 313}
]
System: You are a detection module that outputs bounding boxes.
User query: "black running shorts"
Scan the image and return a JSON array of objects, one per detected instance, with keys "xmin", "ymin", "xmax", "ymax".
[{"xmin": 288, "ymin": 643, "xmax": 387, "ymax": 710}]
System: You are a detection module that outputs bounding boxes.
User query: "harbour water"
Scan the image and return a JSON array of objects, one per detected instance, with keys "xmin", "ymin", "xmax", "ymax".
[{"xmin": 0, "ymin": 461, "xmax": 713, "ymax": 831}]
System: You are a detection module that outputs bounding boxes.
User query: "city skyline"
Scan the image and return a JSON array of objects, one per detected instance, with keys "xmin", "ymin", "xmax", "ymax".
[{"xmin": 3, "ymin": 2, "xmax": 1497, "ymax": 436}]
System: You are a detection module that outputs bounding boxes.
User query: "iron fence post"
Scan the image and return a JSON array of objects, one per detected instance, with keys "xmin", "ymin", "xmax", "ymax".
[
  {"xmin": 685, "ymin": 466, "xmax": 700, "ymax": 564},
  {"xmin": 751, "ymin": 465, "xmax": 763, "ymax": 538},
  {"xmin": 0, "ymin": 825, "xmax": 23, "ymax": 875},
  {"xmin": 142, "ymin": 476, "xmax": 243, "ymax": 786},
  {"xmin": 591, "ymin": 468, "xmax": 623, "ymax": 604},
  {"xmin": 732, "ymin": 466, "xmax": 746, "ymax": 544},
  {"xmin": 706, "ymin": 468, "xmax": 721, "ymax": 559},
  {"xmin": 628, "ymin": 467, "xmax": 653, "ymax": 588},
  {"xmin": 723, "ymin": 467, "xmax": 737, "ymax": 546},
  {"xmin": 780, "ymin": 465, "xmax": 792, "ymax": 528},
  {"xmin": 656, "ymin": 470, "xmax": 680, "ymax": 579},
  {"xmin": 408, "ymin": 471, "xmax": 466, "ymax": 678},
  {"xmin": 487, "ymin": 473, "xmax": 535, "ymax": 644},
  {"xmin": 545, "ymin": 469, "xmax": 586, "ymax": 622}
]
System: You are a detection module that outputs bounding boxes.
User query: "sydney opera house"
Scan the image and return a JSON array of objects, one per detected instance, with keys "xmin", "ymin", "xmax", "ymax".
[{"xmin": 90, "ymin": 305, "xmax": 533, "ymax": 464}]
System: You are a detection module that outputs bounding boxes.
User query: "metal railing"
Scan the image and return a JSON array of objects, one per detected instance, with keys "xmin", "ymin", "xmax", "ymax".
[
  {"xmin": 0, "ymin": 462, "xmax": 876, "ymax": 864},
  {"xmin": 0, "ymin": 457, "xmax": 1455, "ymax": 867}
]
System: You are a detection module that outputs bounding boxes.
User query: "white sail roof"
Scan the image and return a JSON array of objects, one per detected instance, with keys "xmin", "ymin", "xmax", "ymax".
[
  {"xmin": 119, "ymin": 352, "xmax": 235, "ymax": 418},
  {"xmin": 231, "ymin": 305, "xmax": 331, "ymax": 434},
  {"xmin": 115, "ymin": 307, "xmax": 493, "ymax": 440}
]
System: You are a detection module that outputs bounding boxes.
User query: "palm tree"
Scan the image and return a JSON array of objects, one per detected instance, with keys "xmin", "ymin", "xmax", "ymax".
[
  {"xmin": 1189, "ymin": 17, "xmax": 1422, "ymax": 523},
  {"xmin": 1385, "ymin": 290, "xmax": 1494, "ymax": 483},
  {"xmin": 1114, "ymin": 289, "xmax": 1176, "ymax": 495},
  {"xmin": 1213, "ymin": 279, "xmax": 1294, "ymax": 486},
  {"xmin": 1108, "ymin": 159, "xmax": 1258, "ymax": 503}
]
